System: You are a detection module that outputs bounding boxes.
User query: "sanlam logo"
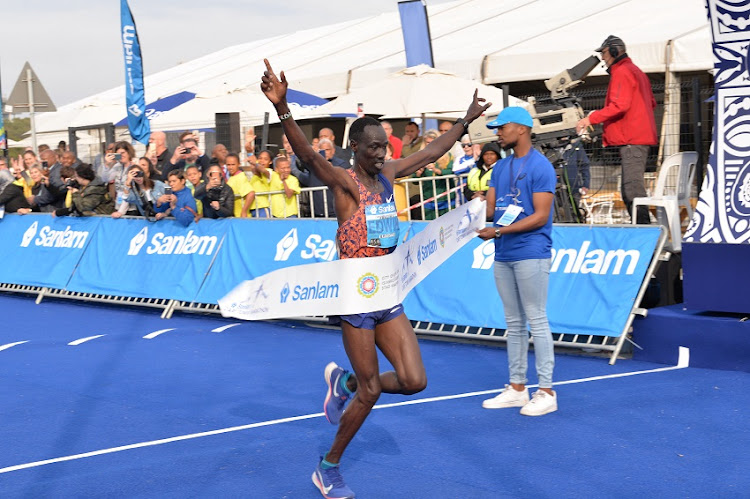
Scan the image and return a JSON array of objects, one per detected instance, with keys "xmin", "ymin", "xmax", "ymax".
[
  {"xmin": 275, "ymin": 229, "xmax": 298, "ymax": 261},
  {"xmin": 471, "ymin": 240, "xmax": 641, "ymax": 275},
  {"xmin": 274, "ymin": 229, "xmax": 336, "ymax": 262},
  {"xmin": 127, "ymin": 227, "xmax": 218, "ymax": 256},
  {"xmin": 416, "ymin": 239, "xmax": 438, "ymax": 265},
  {"xmin": 21, "ymin": 222, "xmax": 38, "ymax": 247},
  {"xmin": 20, "ymin": 222, "xmax": 89, "ymax": 249}
]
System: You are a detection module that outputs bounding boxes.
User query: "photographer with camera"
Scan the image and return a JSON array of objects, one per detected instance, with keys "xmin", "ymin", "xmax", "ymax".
[
  {"xmin": 112, "ymin": 158, "xmax": 166, "ymax": 219},
  {"xmin": 194, "ymin": 165, "xmax": 234, "ymax": 219},
  {"xmin": 164, "ymin": 136, "xmax": 207, "ymax": 180},
  {"xmin": 576, "ymin": 35, "xmax": 657, "ymax": 225},
  {"xmin": 52, "ymin": 164, "xmax": 114, "ymax": 217}
]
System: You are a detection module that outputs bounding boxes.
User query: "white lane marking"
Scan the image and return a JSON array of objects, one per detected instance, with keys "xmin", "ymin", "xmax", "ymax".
[
  {"xmin": 211, "ymin": 323, "xmax": 241, "ymax": 333},
  {"xmin": 0, "ymin": 347, "xmax": 690, "ymax": 475},
  {"xmin": 68, "ymin": 335, "xmax": 106, "ymax": 346},
  {"xmin": 143, "ymin": 328, "xmax": 176, "ymax": 340},
  {"xmin": 0, "ymin": 341, "xmax": 29, "ymax": 352}
]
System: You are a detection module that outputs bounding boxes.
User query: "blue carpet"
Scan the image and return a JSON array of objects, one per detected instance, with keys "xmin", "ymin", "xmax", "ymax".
[{"xmin": 0, "ymin": 294, "xmax": 748, "ymax": 498}]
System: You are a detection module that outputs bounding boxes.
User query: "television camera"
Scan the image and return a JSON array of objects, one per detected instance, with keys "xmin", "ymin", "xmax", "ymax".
[{"xmin": 467, "ymin": 55, "xmax": 600, "ymax": 222}]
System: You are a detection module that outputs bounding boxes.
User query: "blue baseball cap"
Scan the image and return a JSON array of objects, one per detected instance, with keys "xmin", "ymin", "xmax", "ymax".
[{"xmin": 486, "ymin": 106, "xmax": 533, "ymax": 129}]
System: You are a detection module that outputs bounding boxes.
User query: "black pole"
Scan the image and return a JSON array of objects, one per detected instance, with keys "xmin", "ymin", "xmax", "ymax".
[
  {"xmin": 692, "ymin": 77, "xmax": 704, "ymax": 185},
  {"xmin": 261, "ymin": 112, "xmax": 270, "ymax": 151},
  {"xmin": 0, "ymin": 58, "xmax": 7, "ymax": 158}
]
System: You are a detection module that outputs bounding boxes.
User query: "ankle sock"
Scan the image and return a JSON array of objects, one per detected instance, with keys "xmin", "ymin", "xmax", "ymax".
[
  {"xmin": 321, "ymin": 454, "xmax": 338, "ymax": 469},
  {"xmin": 340, "ymin": 372, "xmax": 354, "ymax": 395}
]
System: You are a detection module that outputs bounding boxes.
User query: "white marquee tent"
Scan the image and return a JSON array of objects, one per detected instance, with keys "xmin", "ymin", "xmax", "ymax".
[{"xmin": 34, "ymin": 0, "xmax": 712, "ymax": 136}]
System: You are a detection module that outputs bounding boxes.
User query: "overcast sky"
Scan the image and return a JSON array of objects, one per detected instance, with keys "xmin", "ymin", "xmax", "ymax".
[{"xmin": 1, "ymin": 0, "xmax": 452, "ymax": 109}]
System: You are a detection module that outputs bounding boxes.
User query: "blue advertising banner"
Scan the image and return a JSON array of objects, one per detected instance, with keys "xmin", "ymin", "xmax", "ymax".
[
  {"xmin": 0, "ymin": 214, "xmax": 100, "ymax": 288},
  {"xmin": 196, "ymin": 219, "xmax": 340, "ymax": 305},
  {"xmin": 67, "ymin": 218, "xmax": 229, "ymax": 301},
  {"xmin": 120, "ymin": 0, "xmax": 150, "ymax": 144},
  {"xmin": 405, "ymin": 225, "xmax": 662, "ymax": 337}
]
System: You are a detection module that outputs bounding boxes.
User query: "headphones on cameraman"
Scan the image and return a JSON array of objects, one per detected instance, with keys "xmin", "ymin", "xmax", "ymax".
[{"xmin": 608, "ymin": 40, "xmax": 620, "ymax": 59}]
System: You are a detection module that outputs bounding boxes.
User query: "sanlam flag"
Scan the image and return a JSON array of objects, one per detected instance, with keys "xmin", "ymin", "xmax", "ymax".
[{"xmin": 120, "ymin": 0, "xmax": 150, "ymax": 144}]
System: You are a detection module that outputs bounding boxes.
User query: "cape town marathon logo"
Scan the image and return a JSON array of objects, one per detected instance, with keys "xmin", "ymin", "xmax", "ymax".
[{"xmin": 357, "ymin": 273, "xmax": 379, "ymax": 298}]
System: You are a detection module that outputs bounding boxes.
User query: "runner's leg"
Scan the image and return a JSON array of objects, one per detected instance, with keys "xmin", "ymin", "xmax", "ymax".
[
  {"xmin": 325, "ymin": 323, "xmax": 380, "ymax": 464},
  {"xmin": 374, "ymin": 313, "xmax": 427, "ymax": 395}
]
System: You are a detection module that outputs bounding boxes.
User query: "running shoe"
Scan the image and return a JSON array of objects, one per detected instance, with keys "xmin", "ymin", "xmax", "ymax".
[
  {"xmin": 324, "ymin": 362, "xmax": 351, "ymax": 425},
  {"xmin": 312, "ymin": 459, "xmax": 355, "ymax": 499}
]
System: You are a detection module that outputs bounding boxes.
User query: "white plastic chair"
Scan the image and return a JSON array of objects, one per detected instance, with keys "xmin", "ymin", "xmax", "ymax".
[{"xmin": 631, "ymin": 151, "xmax": 697, "ymax": 252}]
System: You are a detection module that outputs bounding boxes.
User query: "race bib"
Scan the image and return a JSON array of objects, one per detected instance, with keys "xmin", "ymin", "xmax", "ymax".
[{"xmin": 365, "ymin": 201, "xmax": 399, "ymax": 248}]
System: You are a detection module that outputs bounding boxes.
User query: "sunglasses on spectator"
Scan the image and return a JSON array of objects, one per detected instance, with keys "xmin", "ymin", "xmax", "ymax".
[{"xmin": 462, "ymin": 143, "xmax": 472, "ymax": 148}]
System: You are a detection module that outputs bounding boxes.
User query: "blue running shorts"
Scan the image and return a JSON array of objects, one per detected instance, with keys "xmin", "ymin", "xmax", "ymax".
[{"xmin": 330, "ymin": 304, "xmax": 405, "ymax": 330}]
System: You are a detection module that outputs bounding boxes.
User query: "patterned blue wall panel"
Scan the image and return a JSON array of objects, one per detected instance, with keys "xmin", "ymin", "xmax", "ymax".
[{"xmin": 685, "ymin": 1, "xmax": 750, "ymax": 244}]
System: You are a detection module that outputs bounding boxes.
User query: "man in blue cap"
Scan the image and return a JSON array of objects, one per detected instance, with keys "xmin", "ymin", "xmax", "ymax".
[{"xmin": 476, "ymin": 106, "xmax": 559, "ymax": 416}]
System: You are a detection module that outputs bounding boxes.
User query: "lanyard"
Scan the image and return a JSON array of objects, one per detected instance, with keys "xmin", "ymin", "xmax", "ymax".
[{"xmin": 505, "ymin": 153, "xmax": 531, "ymax": 204}]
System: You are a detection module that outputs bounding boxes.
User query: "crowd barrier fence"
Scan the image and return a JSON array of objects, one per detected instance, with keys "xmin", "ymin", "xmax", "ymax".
[{"xmin": 0, "ymin": 211, "xmax": 665, "ymax": 363}]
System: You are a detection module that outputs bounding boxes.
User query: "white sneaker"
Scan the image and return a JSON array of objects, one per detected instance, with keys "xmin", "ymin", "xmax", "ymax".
[
  {"xmin": 482, "ymin": 385, "xmax": 530, "ymax": 409},
  {"xmin": 520, "ymin": 390, "xmax": 558, "ymax": 416}
]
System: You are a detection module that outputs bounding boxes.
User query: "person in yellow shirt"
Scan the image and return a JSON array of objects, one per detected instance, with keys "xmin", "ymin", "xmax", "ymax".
[
  {"xmin": 270, "ymin": 156, "xmax": 301, "ymax": 218},
  {"xmin": 185, "ymin": 165, "xmax": 204, "ymax": 217},
  {"xmin": 225, "ymin": 153, "xmax": 254, "ymax": 218},
  {"xmin": 249, "ymin": 150, "xmax": 274, "ymax": 218}
]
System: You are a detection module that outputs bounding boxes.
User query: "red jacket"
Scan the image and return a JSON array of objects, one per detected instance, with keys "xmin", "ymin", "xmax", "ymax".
[{"xmin": 589, "ymin": 57, "xmax": 657, "ymax": 147}]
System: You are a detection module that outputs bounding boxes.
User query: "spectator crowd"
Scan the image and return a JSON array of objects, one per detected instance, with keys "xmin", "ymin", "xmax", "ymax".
[{"xmin": 0, "ymin": 122, "xmax": 488, "ymax": 224}]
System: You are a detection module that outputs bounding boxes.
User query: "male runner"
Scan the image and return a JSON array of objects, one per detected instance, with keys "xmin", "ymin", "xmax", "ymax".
[{"xmin": 261, "ymin": 59, "xmax": 490, "ymax": 499}]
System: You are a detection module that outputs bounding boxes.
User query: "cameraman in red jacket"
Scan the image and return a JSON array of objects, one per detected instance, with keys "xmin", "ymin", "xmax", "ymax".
[{"xmin": 577, "ymin": 35, "xmax": 657, "ymax": 224}]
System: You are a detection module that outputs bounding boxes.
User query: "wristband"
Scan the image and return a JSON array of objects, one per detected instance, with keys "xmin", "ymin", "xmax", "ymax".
[
  {"xmin": 278, "ymin": 111, "xmax": 293, "ymax": 121},
  {"xmin": 456, "ymin": 118, "xmax": 469, "ymax": 131}
]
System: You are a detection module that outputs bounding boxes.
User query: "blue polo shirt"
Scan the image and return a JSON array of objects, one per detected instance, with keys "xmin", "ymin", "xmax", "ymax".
[{"xmin": 488, "ymin": 148, "xmax": 556, "ymax": 262}]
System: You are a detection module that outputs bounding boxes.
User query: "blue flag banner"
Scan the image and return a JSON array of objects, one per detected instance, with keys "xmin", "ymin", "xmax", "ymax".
[
  {"xmin": 398, "ymin": 0, "xmax": 435, "ymax": 67},
  {"xmin": 120, "ymin": 0, "xmax": 150, "ymax": 144},
  {"xmin": 0, "ymin": 215, "xmax": 101, "ymax": 288},
  {"xmin": 67, "ymin": 218, "xmax": 229, "ymax": 301},
  {"xmin": 0, "ymin": 89, "xmax": 6, "ymax": 150}
]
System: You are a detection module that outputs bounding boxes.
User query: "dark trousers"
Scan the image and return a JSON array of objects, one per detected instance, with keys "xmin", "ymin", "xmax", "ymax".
[{"xmin": 620, "ymin": 145, "xmax": 651, "ymax": 224}]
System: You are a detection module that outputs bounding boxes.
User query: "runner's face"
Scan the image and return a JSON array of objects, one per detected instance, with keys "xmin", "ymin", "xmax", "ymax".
[{"xmin": 355, "ymin": 125, "xmax": 388, "ymax": 174}]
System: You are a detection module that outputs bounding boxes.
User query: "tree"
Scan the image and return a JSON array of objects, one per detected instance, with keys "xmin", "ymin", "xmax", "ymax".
[{"xmin": 5, "ymin": 117, "xmax": 30, "ymax": 141}]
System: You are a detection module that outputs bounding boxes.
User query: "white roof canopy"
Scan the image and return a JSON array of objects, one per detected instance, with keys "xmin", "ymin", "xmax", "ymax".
[{"xmin": 35, "ymin": 0, "xmax": 712, "ymax": 135}]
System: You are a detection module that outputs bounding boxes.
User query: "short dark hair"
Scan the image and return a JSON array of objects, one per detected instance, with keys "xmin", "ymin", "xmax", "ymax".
[
  {"xmin": 60, "ymin": 165, "xmax": 75, "ymax": 179},
  {"xmin": 349, "ymin": 116, "xmax": 382, "ymax": 143},
  {"xmin": 75, "ymin": 163, "xmax": 96, "ymax": 181},
  {"xmin": 226, "ymin": 152, "xmax": 240, "ymax": 163},
  {"xmin": 168, "ymin": 169, "xmax": 185, "ymax": 180},
  {"xmin": 257, "ymin": 150, "xmax": 272, "ymax": 161}
]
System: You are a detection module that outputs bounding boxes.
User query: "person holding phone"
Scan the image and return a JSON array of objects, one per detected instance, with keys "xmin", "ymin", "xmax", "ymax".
[
  {"xmin": 194, "ymin": 165, "xmax": 234, "ymax": 218},
  {"xmin": 154, "ymin": 169, "xmax": 197, "ymax": 226},
  {"xmin": 112, "ymin": 159, "xmax": 166, "ymax": 219}
]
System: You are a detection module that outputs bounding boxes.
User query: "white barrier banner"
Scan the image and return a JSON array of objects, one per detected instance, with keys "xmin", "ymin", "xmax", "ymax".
[{"xmin": 219, "ymin": 198, "xmax": 486, "ymax": 320}]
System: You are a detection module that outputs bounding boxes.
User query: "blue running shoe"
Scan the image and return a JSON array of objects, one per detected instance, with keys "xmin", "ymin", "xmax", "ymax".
[
  {"xmin": 324, "ymin": 362, "xmax": 351, "ymax": 425},
  {"xmin": 312, "ymin": 459, "xmax": 355, "ymax": 499}
]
